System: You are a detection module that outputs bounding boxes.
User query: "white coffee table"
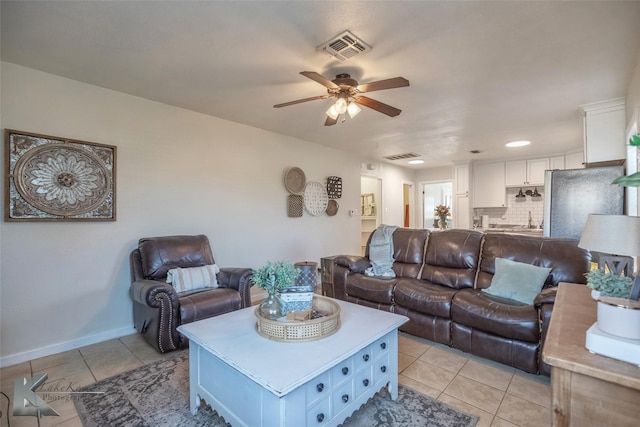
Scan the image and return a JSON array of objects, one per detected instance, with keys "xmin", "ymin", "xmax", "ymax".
[{"xmin": 177, "ymin": 298, "xmax": 408, "ymax": 427}]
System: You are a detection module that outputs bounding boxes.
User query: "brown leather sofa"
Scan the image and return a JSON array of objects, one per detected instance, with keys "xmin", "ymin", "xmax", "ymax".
[
  {"xmin": 329, "ymin": 228, "xmax": 590, "ymax": 374},
  {"xmin": 129, "ymin": 235, "xmax": 253, "ymax": 353}
]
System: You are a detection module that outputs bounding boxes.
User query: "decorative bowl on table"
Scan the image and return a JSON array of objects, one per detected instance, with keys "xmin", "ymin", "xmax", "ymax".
[{"xmin": 255, "ymin": 295, "xmax": 341, "ymax": 342}]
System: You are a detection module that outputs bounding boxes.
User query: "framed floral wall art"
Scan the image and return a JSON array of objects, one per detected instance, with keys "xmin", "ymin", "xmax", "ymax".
[{"xmin": 4, "ymin": 130, "xmax": 117, "ymax": 221}]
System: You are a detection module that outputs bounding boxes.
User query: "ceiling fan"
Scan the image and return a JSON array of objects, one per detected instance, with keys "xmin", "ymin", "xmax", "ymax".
[{"xmin": 273, "ymin": 71, "xmax": 410, "ymax": 126}]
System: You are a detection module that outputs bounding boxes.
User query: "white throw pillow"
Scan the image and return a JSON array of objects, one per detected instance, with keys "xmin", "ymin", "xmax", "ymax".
[{"xmin": 166, "ymin": 264, "xmax": 220, "ymax": 293}]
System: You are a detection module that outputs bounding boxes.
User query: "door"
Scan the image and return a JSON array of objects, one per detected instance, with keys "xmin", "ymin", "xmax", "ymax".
[{"xmin": 422, "ymin": 182, "xmax": 453, "ymax": 229}]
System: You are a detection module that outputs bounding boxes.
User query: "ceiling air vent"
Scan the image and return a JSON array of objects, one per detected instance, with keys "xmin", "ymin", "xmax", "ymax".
[
  {"xmin": 317, "ymin": 31, "xmax": 371, "ymax": 62},
  {"xmin": 384, "ymin": 152, "xmax": 421, "ymax": 161}
]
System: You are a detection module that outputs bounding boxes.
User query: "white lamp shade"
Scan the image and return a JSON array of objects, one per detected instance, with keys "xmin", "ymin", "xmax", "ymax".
[
  {"xmin": 326, "ymin": 105, "xmax": 339, "ymax": 120},
  {"xmin": 579, "ymin": 214, "xmax": 640, "ymax": 256},
  {"xmin": 334, "ymin": 97, "xmax": 348, "ymax": 114},
  {"xmin": 347, "ymin": 102, "xmax": 361, "ymax": 118}
]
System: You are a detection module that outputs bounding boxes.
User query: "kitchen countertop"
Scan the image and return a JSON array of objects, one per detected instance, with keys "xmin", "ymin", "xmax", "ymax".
[{"xmin": 474, "ymin": 226, "xmax": 544, "ymax": 236}]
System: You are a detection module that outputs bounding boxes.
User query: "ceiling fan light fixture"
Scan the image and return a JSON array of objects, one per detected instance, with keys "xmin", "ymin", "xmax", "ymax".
[
  {"xmin": 326, "ymin": 105, "xmax": 340, "ymax": 120},
  {"xmin": 347, "ymin": 101, "xmax": 361, "ymax": 118},
  {"xmin": 334, "ymin": 94, "xmax": 348, "ymax": 114}
]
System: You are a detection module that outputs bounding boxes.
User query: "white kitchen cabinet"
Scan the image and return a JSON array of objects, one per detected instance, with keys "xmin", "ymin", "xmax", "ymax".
[
  {"xmin": 549, "ymin": 156, "xmax": 565, "ymax": 170},
  {"xmin": 453, "ymin": 193, "xmax": 470, "ymax": 229},
  {"xmin": 582, "ymin": 98, "xmax": 626, "ymax": 164},
  {"xmin": 565, "ymin": 151, "xmax": 584, "ymax": 169},
  {"xmin": 453, "ymin": 163, "xmax": 472, "ymax": 228},
  {"xmin": 473, "ymin": 162, "xmax": 505, "ymax": 207},
  {"xmin": 505, "ymin": 158, "xmax": 549, "ymax": 187},
  {"xmin": 454, "ymin": 163, "xmax": 470, "ymax": 194}
]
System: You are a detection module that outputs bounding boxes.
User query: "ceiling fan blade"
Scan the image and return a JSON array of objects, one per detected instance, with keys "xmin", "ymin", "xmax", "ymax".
[
  {"xmin": 274, "ymin": 95, "xmax": 330, "ymax": 108},
  {"xmin": 324, "ymin": 116, "xmax": 338, "ymax": 126},
  {"xmin": 354, "ymin": 96, "xmax": 402, "ymax": 117},
  {"xmin": 356, "ymin": 77, "xmax": 409, "ymax": 93},
  {"xmin": 300, "ymin": 71, "xmax": 340, "ymax": 89}
]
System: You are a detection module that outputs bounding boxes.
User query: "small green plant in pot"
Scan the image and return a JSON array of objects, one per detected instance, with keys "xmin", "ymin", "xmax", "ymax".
[
  {"xmin": 253, "ymin": 261, "xmax": 300, "ymax": 320},
  {"xmin": 585, "ymin": 268, "xmax": 634, "ymax": 299}
]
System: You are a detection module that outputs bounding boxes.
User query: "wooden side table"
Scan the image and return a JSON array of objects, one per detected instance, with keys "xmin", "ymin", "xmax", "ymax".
[
  {"xmin": 542, "ymin": 283, "xmax": 640, "ymax": 426},
  {"xmin": 320, "ymin": 256, "xmax": 338, "ymax": 297}
]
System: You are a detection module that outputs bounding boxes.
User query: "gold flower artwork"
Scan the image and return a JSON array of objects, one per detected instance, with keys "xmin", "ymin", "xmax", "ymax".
[{"xmin": 5, "ymin": 130, "xmax": 116, "ymax": 221}]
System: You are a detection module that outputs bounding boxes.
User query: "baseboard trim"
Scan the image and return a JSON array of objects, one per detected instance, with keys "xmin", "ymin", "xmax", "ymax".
[{"xmin": 0, "ymin": 325, "xmax": 136, "ymax": 368}]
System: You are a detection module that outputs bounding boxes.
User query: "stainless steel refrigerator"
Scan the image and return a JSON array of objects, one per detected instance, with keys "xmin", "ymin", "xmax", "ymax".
[{"xmin": 543, "ymin": 166, "xmax": 625, "ymax": 239}]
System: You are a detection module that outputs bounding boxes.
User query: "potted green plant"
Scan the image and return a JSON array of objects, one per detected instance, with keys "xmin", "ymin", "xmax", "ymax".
[
  {"xmin": 612, "ymin": 134, "xmax": 640, "ymax": 187},
  {"xmin": 252, "ymin": 261, "xmax": 300, "ymax": 320},
  {"xmin": 585, "ymin": 268, "xmax": 634, "ymax": 299}
]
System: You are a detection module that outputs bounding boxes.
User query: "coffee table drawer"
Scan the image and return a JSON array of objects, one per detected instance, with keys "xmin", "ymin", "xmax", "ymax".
[
  {"xmin": 354, "ymin": 365, "xmax": 374, "ymax": 398},
  {"xmin": 354, "ymin": 345, "xmax": 374, "ymax": 371},
  {"xmin": 332, "ymin": 380, "xmax": 355, "ymax": 416},
  {"xmin": 373, "ymin": 353, "xmax": 391, "ymax": 384},
  {"xmin": 331, "ymin": 357, "xmax": 354, "ymax": 385},
  {"xmin": 305, "ymin": 371, "xmax": 331, "ymax": 406},
  {"xmin": 307, "ymin": 397, "xmax": 331, "ymax": 426},
  {"xmin": 373, "ymin": 335, "xmax": 391, "ymax": 358}
]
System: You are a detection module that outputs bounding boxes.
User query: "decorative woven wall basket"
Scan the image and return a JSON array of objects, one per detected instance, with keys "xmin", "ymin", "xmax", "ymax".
[{"xmin": 255, "ymin": 296, "xmax": 341, "ymax": 342}]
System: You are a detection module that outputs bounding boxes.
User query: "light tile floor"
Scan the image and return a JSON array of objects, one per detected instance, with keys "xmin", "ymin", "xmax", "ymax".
[{"xmin": 0, "ymin": 332, "xmax": 551, "ymax": 427}]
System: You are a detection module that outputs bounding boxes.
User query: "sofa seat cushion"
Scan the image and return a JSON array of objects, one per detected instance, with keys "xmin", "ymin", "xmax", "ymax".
[
  {"xmin": 394, "ymin": 278, "xmax": 458, "ymax": 318},
  {"xmin": 451, "ymin": 288, "xmax": 539, "ymax": 342},
  {"xmin": 179, "ymin": 288, "xmax": 241, "ymax": 324},
  {"xmin": 345, "ymin": 274, "xmax": 396, "ymax": 304}
]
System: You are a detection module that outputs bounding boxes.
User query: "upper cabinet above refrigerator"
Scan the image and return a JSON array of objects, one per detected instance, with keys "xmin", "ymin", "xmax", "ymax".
[{"xmin": 581, "ymin": 98, "xmax": 626, "ymax": 166}]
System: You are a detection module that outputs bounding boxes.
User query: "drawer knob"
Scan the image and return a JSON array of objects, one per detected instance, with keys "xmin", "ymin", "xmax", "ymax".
[
  {"xmin": 363, "ymin": 378, "xmax": 369, "ymax": 386},
  {"xmin": 342, "ymin": 394, "xmax": 349, "ymax": 403},
  {"xmin": 317, "ymin": 413, "xmax": 324, "ymax": 423},
  {"xmin": 316, "ymin": 383, "xmax": 324, "ymax": 392},
  {"xmin": 380, "ymin": 365, "xmax": 387, "ymax": 373},
  {"xmin": 363, "ymin": 354, "xmax": 370, "ymax": 362},
  {"xmin": 380, "ymin": 342, "xmax": 386, "ymax": 350},
  {"xmin": 342, "ymin": 366, "xmax": 349, "ymax": 375}
]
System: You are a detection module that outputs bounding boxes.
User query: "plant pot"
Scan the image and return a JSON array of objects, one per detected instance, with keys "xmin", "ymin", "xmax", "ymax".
[{"xmin": 258, "ymin": 289, "xmax": 284, "ymax": 320}]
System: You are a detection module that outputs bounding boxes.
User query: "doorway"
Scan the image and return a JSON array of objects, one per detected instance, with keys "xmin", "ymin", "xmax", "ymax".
[
  {"xmin": 422, "ymin": 181, "xmax": 453, "ymax": 229},
  {"xmin": 361, "ymin": 176, "xmax": 382, "ymax": 255},
  {"xmin": 403, "ymin": 182, "xmax": 414, "ymax": 227}
]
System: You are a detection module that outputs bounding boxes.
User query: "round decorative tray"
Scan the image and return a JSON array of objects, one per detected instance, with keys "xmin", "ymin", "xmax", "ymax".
[
  {"xmin": 255, "ymin": 296, "xmax": 341, "ymax": 342},
  {"xmin": 284, "ymin": 167, "xmax": 306, "ymax": 194},
  {"xmin": 303, "ymin": 181, "xmax": 328, "ymax": 216}
]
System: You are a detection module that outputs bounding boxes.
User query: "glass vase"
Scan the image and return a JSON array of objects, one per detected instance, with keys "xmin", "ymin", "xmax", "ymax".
[
  {"xmin": 258, "ymin": 288, "xmax": 284, "ymax": 320},
  {"xmin": 439, "ymin": 217, "xmax": 448, "ymax": 230}
]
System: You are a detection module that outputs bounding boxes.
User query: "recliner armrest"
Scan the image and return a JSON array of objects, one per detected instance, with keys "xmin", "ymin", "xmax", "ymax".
[
  {"xmin": 218, "ymin": 267, "xmax": 254, "ymax": 308},
  {"xmin": 335, "ymin": 255, "xmax": 371, "ymax": 274},
  {"xmin": 534, "ymin": 287, "xmax": 557, "ymax": 308},
  {"xmin": 130, "ymin": 279, "xmax": 180, "ymax": 308}
]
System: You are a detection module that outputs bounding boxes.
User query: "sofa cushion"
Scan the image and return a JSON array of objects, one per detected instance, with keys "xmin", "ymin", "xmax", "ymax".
[
  {"xmin": 179, "ymin": 288, "xmax": 241, "ymax": 324},
  {"xmin": 345, "ymin": 274, "xmax": 396, "ymax": 304},
  {"xmin": 167, "ymin": 264, "xmax": 220, "ymax": 293},
  {"xmin": 482, "ymin": 258, "xmax": 551, "ymax": 305},
  {"xmin": 394, "ymin": 278, "xmax": 458, "ymax": 318},
  {"xmin": 138, "ymin": 235, "xmax": 215, "ymax": 280},
  {"xmin": 451, "ymin": 288, "xmax": 540, "ymax": 342},
  {"xmin": 420, "ymin": 229, "xmax": 483, "ymax": 290},
  {"xmin": 476, "ymin": 234, "xmax": 590, "ymax": 290}
]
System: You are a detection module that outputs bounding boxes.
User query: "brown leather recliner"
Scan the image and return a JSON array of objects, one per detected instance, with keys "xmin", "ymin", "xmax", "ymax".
[{"xmin": 129, "ymin": 234, "xmax": 253, "ymax": 353}]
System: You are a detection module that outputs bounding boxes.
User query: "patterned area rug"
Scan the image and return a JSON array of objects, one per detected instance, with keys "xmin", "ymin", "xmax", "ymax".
[{"xmin": 74, "ymin": 351, "xmax": 478, "ymax": 427}]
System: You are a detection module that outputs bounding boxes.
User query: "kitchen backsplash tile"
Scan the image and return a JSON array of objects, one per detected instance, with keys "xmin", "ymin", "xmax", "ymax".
[{"xmin": 475, "ymin": 187, "xmax": 544, "ymax": 228}]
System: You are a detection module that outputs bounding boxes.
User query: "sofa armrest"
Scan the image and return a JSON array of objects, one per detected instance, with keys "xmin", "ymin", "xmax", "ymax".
[
  {"xmin": 130, "ymin": 279, "xmax": 179, "ymax": 308},
  {"xmin": 335, "ymin": 255, "xmax": 371, "ymax": 274},
  {"xmin": 534, "ymin": 287, "xmax": 557, "ymax": 308},
  {"xmin": 218, "ymin": 267, "xmax": 254, "ymax": 308}
]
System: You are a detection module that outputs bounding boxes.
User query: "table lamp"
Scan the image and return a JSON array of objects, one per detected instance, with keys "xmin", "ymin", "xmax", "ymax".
[{"xmin": 578, "ymin": 214, "xmax": 640, "ymax": 365}]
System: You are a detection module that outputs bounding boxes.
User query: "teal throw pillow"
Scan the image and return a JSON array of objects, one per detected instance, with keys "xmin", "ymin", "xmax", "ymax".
[{"xmin": 483, "ymin": 258, "xmax": 551, "ymax": 305}]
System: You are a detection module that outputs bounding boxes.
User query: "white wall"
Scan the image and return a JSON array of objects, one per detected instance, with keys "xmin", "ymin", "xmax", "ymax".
[{"xmin": 0, "ymin": 62, "xmax": 365, "ymax": 365}]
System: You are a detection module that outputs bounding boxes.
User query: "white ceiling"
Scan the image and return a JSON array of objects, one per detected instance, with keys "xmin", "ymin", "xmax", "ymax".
[{"xmin": 2, "ymin": 1, "xmax": 640, "ymax": 169}]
